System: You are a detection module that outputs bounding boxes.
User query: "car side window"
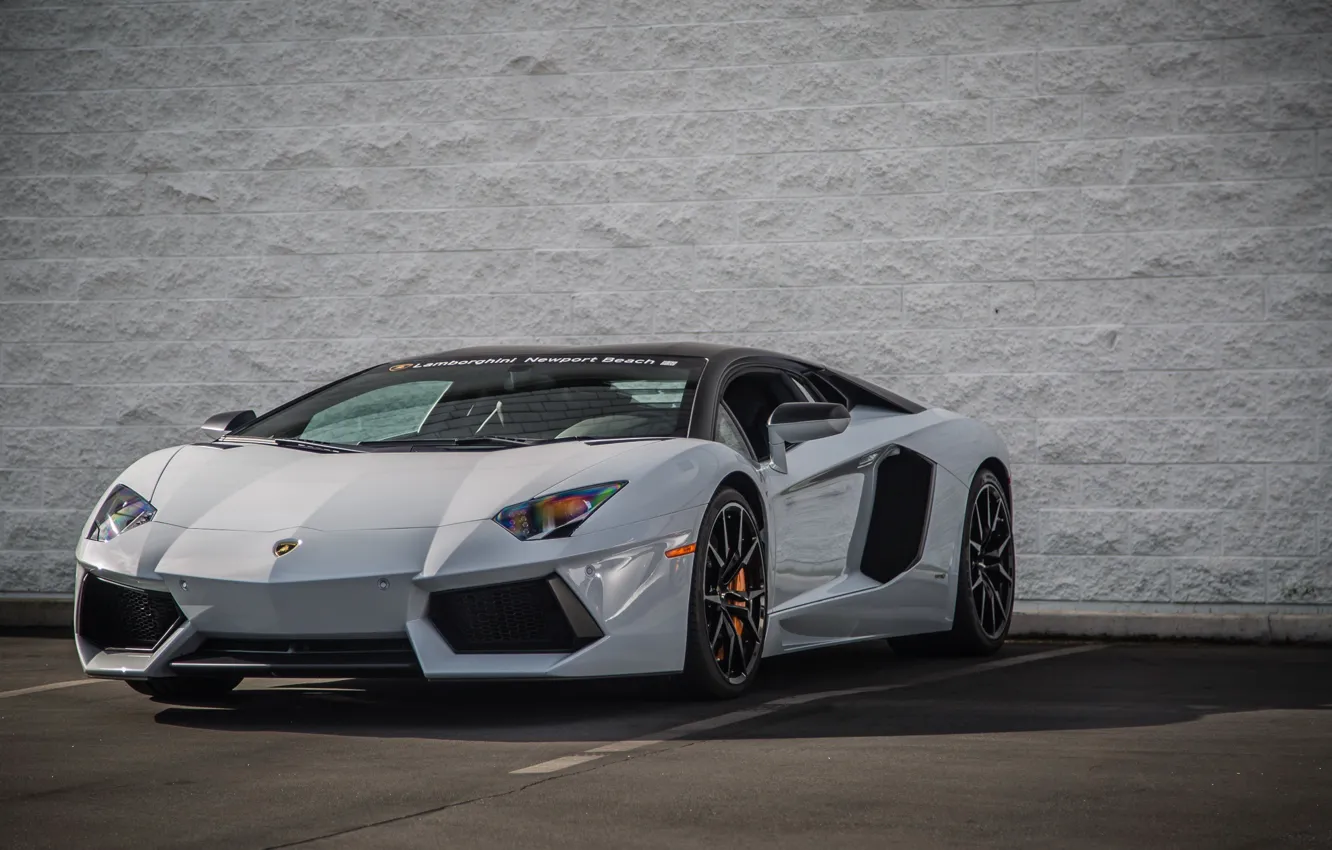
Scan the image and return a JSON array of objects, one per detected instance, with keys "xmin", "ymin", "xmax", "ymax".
[
  {"xmin": 715, "ymin": 402, "xmax": 755, "ymax": 461},
  {"xmin": 720, "ymin": 370, "xmax": 804, "ymax": 461},
  {"xmin": 787, "ymin": 373, "xmax": 818, "ymax": 402},
  {"xmin": 805, "ymin": 371, "xmax": 848, "ymax": 407}
]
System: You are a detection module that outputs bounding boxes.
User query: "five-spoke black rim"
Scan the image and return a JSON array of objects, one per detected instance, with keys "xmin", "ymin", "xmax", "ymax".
[
  {"xmin": 968, "ymin": 481, "xmax": 1014, "ymax": 640},
  {"xmin": 703, "ymin": 502, "xmax": 766, "ymax": 684}
]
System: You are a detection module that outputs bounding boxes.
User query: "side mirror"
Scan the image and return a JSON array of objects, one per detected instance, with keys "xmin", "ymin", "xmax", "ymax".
[
  {"xmin": 201, "ymin": 409, "xmax": 256, "ymax": 437},
  {"xmin": 766, "ymin": 402, "xmax": 850, "ymax": 474}
]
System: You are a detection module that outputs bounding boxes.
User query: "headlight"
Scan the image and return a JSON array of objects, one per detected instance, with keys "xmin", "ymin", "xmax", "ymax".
[
  {"xmin": 88, "ymin": 485, "xmax": 157, "ymax": 542},
  {"xmin": 494, "ymin": 482, "xmax": 625, "ymax": 541}
]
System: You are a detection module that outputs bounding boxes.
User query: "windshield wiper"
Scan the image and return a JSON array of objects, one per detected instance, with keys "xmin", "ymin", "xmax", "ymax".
[
  {"xmin": 358, "ymin": 435, "xmax": 670, "ymax": 450},
  {"xmin": 220, "ymin": 436, "xmax": 361, "ymax": 454},
  {"xmin": 528, "ymin": 436, "xmax": 666, "ymax": 445},
  {"xmin": 475, "ymin": 399, "xmax": 504, "ymax": 434},
  {"xmin": 358, "ymin": 436, "xmax": 537, "ymax": 449},
  {"xmin": 274, "ymin": 437, "xmax": 362, "ymax": 453}
]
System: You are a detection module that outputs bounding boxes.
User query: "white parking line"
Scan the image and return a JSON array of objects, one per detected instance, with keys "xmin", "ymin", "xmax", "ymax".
[
  {"xmin": 0, "ymin": 679, "xmax": 107, "ymax": 700},
  {"xmin": 511, "ymin": 754, "xmax": 604, "ymax": 774},
  {"xmin": 585, "ymin": 739, "xmax": 663, "ymax": 754},
  {"xmin": 510, "ymin": 643, "xmax": 1104, "ymax": 775}
]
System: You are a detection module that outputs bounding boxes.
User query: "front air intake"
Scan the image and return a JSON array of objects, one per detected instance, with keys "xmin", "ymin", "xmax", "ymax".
[
  {"xmin": 427, "ymin": 576, "xmax": 602, "ymax": 653},
  {"xmin": 78, "ymin": 573, "xmax": 183, "ymax": 652}
]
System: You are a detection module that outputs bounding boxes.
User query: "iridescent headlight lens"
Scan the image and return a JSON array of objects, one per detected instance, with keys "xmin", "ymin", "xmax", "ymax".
[
  {"xmin": 88, "ymin": 485, "xmax": 156, "ymax": 543},
  {"xmin": 494, "ymin": 482, "xmax": 625, "ymax": 541}
]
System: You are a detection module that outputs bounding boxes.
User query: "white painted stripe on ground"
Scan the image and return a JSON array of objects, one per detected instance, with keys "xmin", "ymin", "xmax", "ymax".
[
  {"xmin": 0, "ymin": 678, "xmax": 107, "ymax": 700},
  {"xmin": 586, "ymin": 739, "xmax": 663, "ymax": 753},
  {"xmin": 766, "ymin": 686, "xmax": 879, "ymax": 707},
  {"xmin": 510, "ymin": 643, "xmax": 1104, "ymax": 776},
  {"xmin": 510, "ymin": 754, "xmax": 603, "ymax": 774},
  {"xmin": 652, "ymin": 707, "xmax": 773, "ymax": 740}
]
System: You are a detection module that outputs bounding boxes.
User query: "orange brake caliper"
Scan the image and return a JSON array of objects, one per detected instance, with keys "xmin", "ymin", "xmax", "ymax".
[
  {"xmin": 716, "ymin": 565, "xmax": 749, "ymax": 661},
  {"xmin": 729, "ymin": 567, "xmax": 747, "ymax": 637}
]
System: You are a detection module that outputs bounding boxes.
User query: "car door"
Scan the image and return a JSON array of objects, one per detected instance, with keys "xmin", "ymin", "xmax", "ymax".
[{"xmin": 717, "ymin": 367, "xmax": 865, "ymax": 611}]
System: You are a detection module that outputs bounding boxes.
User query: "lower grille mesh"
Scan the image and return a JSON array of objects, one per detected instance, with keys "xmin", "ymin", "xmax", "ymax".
[
  {"xmin": 78, "ymin": 573, "xmax": 182, "ymax": 651},
  {"xmin": 428, "ymin": 578, "xmax": 585, "ymax": 652}
]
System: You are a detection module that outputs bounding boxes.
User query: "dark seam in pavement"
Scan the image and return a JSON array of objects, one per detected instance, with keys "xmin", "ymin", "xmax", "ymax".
[
  {"xmin": 261, "ymin": 667, "xmax": 1019, "ymax": 849},
  {"xmin": 259, "ymin": 742, "xmax": 697, "ymax": 849},
  {"xmin": 252, "ymin": 649, "xmax": 1109, "ymax": 846}
]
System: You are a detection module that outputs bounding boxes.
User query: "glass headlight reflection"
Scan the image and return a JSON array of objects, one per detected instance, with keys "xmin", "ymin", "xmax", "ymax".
[
  {"xmin": 494, "ymin": 482, "xmax": 625, "ymax": 541},
  {"xmin": 88, "ymin": 485, "xmax": 157, "ymax": 542}
]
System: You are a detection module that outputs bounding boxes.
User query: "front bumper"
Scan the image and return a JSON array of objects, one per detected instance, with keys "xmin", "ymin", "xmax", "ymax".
[{"xmin": 74, "ymin": 506, "xmax": 704, "ymax": 681}]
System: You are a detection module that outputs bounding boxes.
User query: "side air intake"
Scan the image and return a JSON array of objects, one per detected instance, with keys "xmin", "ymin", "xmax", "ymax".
[{"xmin": 858, "ymin": 447, "xmax": 935, "ymax": 584}]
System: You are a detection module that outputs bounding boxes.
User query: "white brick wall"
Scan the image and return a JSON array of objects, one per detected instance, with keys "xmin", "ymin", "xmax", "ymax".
[{"xmin": 0, "ymin": 0, "xmax": 1328, "ymax": 610}]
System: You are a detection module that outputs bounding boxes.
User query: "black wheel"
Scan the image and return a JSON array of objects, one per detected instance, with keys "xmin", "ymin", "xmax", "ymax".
[
  {"xmin": 127, "ymin": 676, "xmax": 242, "ymax": 702},
  {"xmin": 679, "ymin": 487, "xmax": 768, "ymax": 699},
  {"xmin": 890, "ymin": 467, "xmax": 1014, "ymax": 656}
]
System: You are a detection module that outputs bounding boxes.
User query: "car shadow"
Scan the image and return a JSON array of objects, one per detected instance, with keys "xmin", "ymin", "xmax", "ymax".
[{"xmin": 151, "ymin": 641, "xmax": 1332, "ymax": 744}]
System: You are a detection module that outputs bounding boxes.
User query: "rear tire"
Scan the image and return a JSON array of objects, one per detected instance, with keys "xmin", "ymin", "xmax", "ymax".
[
  {"xmin": 127, "ymin": 676, "xmax": 242, "ymax": 702},
  {"xmin": 679, "ymin": 487, "xmax": 768, "ymax": 699},
  {"xmin": 889, "ymin": 467, "xmax": 1014, "ymax": 657}
]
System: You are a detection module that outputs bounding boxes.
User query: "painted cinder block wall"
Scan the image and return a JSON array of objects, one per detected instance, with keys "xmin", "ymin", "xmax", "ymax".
[{"xmin": 0, "ymin": 0, "xmax": 1328, "ymax": 613}]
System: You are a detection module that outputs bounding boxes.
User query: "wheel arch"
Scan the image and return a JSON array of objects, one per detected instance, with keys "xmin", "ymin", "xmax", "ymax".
[
  {"xmin": 719, "ymin": 470, "xmax": 766, "ymax": 533},
  {"xmin": 977, "ymin": 456, "xmax": 1012, "ymax": 506}
]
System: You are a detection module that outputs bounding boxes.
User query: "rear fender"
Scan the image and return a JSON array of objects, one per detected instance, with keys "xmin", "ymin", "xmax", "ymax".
[{"xmin": 891, "ymin": 414, "xmax": 1009, "ymax": 488}]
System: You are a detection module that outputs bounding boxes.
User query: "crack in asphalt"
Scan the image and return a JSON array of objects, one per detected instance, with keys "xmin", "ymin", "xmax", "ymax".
[
  {"xmin": 261, "ymin": 741, "xmax": 694, "ymax": 849},
  {"xmin": 262, "ymin": 645, "xmax": 1107, "ymax": 847}
]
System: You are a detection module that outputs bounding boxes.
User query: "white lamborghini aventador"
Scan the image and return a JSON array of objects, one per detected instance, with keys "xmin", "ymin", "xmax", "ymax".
[{"xmin": 74, "ymin": 344, "xmax": 1014, "ymax": 700}]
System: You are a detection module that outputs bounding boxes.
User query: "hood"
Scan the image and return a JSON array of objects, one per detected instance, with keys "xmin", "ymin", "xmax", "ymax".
[{"xmin": 149, "ymin": 441, "xmax": 646, "ymax": 533}]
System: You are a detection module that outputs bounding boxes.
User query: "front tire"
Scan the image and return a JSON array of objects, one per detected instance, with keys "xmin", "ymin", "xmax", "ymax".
[
  {"xmin": 679, "ymin": 487, "xmax": 768, "ymax": 699},
  {"xmin": 890, "ymin": 467, "xmax": 1015, "ymax": 656},
  {"xmin": 126, "ymin": 676, "xmax": 242, "ymax": 702}
]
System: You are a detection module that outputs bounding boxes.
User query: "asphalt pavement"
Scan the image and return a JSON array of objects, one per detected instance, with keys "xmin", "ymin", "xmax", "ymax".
[{"xmin": 1, "ymin": 636, "xmax": 1329, "ymax": 850}]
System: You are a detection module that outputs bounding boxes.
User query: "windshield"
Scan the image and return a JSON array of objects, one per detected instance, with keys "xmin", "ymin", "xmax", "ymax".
[{"xmin": 229, "ymin": 354, "xmax": 706, "ymax": 447}]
